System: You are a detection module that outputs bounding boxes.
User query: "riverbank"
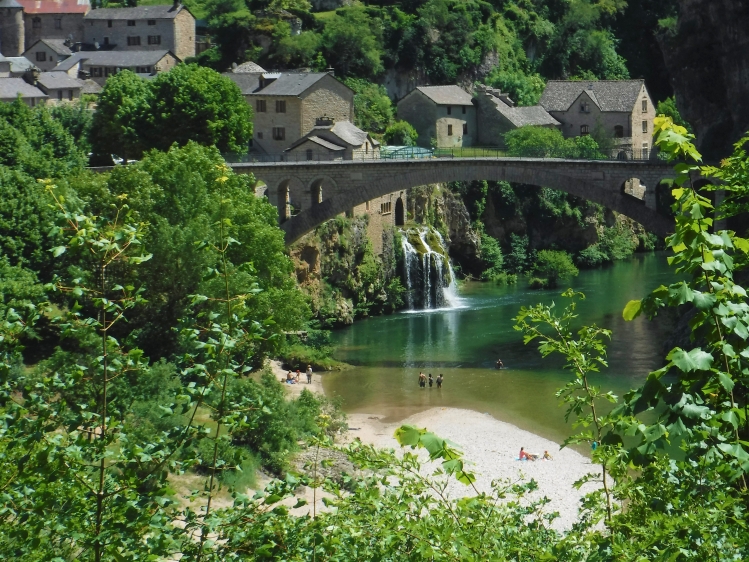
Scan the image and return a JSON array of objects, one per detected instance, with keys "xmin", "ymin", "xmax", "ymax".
[{"xmin": 271, "ymin": 357, "xmax": 597, "ymax": 530}]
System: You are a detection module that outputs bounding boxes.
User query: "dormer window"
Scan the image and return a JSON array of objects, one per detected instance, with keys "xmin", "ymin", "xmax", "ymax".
[{"xmin": 580, "ymin": 102, "xmax": 590, "ymax": 113}]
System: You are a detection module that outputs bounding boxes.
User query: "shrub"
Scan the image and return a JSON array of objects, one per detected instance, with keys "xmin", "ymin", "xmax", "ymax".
[
  {"xmin": 531, "ymin": 249, "xmax": 578, "ymax": 288},
  {"xmin": 384, "ymin": 120, "xmax": 418, "ymax": 146}
]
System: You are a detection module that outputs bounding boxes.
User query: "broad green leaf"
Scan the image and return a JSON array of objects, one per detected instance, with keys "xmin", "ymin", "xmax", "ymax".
[
  {"xmin": 622, "ymin": 299, "xmax": 642, "ymax": 321},
  {"xmin": 394, "ymin": 425, "xmax": 422, "ymax": 447},
  {"xmin": 667, "ymin": 348, "xmax": 714, "ymax": 372}
]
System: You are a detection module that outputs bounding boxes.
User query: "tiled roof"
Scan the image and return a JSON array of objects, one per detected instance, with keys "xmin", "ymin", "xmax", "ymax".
[
  {"xmin": 79, "ymin": 78, "xmax": 101, "ymax": 94},
  {"xmin": 539, "ymin": 80, "xmax": 645, "ymax": 113},
  {"xmin": 495, "ymin": 103, "xmax": 560, "ymax": 128},
  {"xmin": 286, "ymin": 136, "xmax": 346, "ymax": 152},
  {"xmin": 0, "ymin": 77, "xmax": 47, "ymax": 99},
  {"xmin": 0, "ymin": 55, "xmax": 37, "ymax": 73},
  {"xmin": 0, "ymin": 0, "xmax": 23, "ymax": 9},
  {"xmin": 223, "ymin": 72, "xmax": 261, "ymax": 94},
  {"xmin": 412, "ymin": 85, "xmax": 473, "ymax": 106},
  {"xmin": 25, "ymin": 38, "xmax": 73, "ymax": 56},
  {"xmin": 54, "ymin": 50, "xmax": 173, "ymax": 69},
  {"xmin": 253, "ymin": 72, "xmax": 331, "ymax": 96},
  {"xmin": 17, "ymin": 0, "xmax": 90, "ymax": 14},
  {"xmin": 36, "ymin": 71, "xmax": 82, "ymax": 90},
  {"xmin": 327, "ymin": 120, "xmax": 369, "ymax": 146},
  {"xmin": 233, "ymin": 61, "xmax": 265, "ymax": 73},
  {"xmin": 84, "ymin": 3, "xmax": 185, "ymax": 20}
]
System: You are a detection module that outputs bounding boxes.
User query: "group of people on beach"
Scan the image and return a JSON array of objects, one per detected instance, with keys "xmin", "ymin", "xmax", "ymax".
[
  {"xmin": 285, "ymin": 365, "xmax": 314, "ymax": 385},
  {"xmin": 418, "ymin": 372, "xmax": 443, "ymax": 389},
  {"xmin": 519, "ymin": 447, "xmax": 553, "ymax": 461}
]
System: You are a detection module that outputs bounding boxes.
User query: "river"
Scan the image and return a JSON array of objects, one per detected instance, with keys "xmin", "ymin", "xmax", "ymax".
[{"xmin": 324, "ymin": 252, "xmax": 676, "ymax": 444}]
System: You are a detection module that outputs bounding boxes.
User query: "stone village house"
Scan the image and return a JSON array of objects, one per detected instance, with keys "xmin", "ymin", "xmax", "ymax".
[
  {"xmin": 22, "ymin": 37, "xmax": 71, "ymax": 71},
  {"xmin": 0, "ymin": 0, "xmax": 89, "ymax": 57},
  {"xmin": 539, "ymin": 80, "xmax": 656, "ymax": 158},
  {"xmin": 396, "ymin": 85, "xmax": 476, "ymax": 148},
  {"xmin": 52, "ymin": 49, "xmax": 178, "ymax": 84}
]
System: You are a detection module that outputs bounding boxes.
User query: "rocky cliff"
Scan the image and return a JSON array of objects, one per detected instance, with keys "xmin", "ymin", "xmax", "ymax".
[{"xmin": 659, "ymin": 1, "xmax": 749, "ymax": 159}]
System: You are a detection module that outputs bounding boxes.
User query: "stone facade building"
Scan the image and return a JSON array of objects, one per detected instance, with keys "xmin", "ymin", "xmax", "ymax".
[
  {"xmin": 285, "ymin": 118, "xmax": 379, "ymax": 161},
  {"xmin": 539, "ymin": 80, "xmax": 656, "ymax": 157},
  {"xmin": 83, "ymin": 3, "xmax": 195, "ymax": 61},
  {"xmin": 474, "ymin": 84, "xmax": 560, "ymax": 147},
  {"xmin": 225, "ymin": 69, "xmax": 354, "ymax": 155},
  {"xmin": 35, "ymin": 69, "xmax": 81, "ymax": 101},
  {"xmin": 396, "ymin": 85, "xmax": 476, "ymax": 148},
  {"xmin": 22, "ymin": 38, "xmax": 71, "ymax": 70},
  {"xmin": 53, "ymin": 49, "xmax": 178, "ymax": 84},
  {"xmin": 0, "ymin": 0, "xmax": 89, "ymax": 57}
]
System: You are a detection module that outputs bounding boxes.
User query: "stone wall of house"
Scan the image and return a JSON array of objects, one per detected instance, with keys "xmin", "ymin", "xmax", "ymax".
[
  {"xmin": 300, "ymin": 76, "xmax": 354, "ymax": 136},
  {"xmin": 351, "ymin": 190, "xmax": 406, "ymax": 254},
  {"xmin": 85, "ymin": 18, "xmax": 174, "ymax": 53},
  {"xmin": 0, "ymin": 7, "xmax": 24, "ymax": 56},
  {"xmin": 286, "ymin": 141, "xmax": 344, "ymax": 161},
  {"xmin": 629, "ymin": 84, "xmax": 656, "ymax": 154},
  {"xmin": 397, "ymin": 91, "xmax": 436, "ymax": 147},
  {"xmin": 25, "ymin": 42, "xmax": 66, "ymax": 70},
  {"xmin": 173, "ymin": 9, "xmax": 195, "ymax": 60},
  {"xmin": 24, "ymin": 14, "xmax": 85, "ymax": 50},
  {"xmin": 249, "ymin": 95, "xmax": 302, "ymax": 154},
  {"xmin": 474, "ymin": 90, "xmax": 515, "ymax": 146}
]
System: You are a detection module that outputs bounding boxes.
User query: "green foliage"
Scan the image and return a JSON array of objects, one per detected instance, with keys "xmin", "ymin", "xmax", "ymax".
[
  {"xmin": 321, "ymin": 7, "xmax": 384, "ymax": 79},
  {"xmin": 384, "ymin": 119, "xmax": 418, "ymax": 146},
  {"xmin": 577, "ymin": 223, "xmax": 639, "ymax": 267},
  {"xmin": 656, "ymin": 96, "xmax": 692, "ymax": 133},
  {"xmin": 90, "ymin": 66, "xmax": 252, "ymax": 161},
  {"xmin": 344, "ymin": 77, "xmax": 394, "ymax": 135},
  {"xmin": 505, "ymin": 232, "xmax": 530, "ymax": 274},
  {"xmin": 531, "ymin": 249, "xmax": 579, "ymax": 288},
  {"xmin": 482, "ymin": 69, "xmax": 546, "ymax": 106},
  {"xmin": 504, "ymin": 125, "xmax": 605, "ymax": 158}
]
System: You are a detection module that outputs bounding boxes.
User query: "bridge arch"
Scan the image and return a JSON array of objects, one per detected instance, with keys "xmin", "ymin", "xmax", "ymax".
[{"xmin": 275, "ymin": 161, "xmax": 675, "ymax": 244}]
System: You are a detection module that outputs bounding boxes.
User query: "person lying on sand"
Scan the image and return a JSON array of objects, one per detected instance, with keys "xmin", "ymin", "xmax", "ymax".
[{"xmin": 519, "ymin": 447, "xmax": 538, "ymax": 461}]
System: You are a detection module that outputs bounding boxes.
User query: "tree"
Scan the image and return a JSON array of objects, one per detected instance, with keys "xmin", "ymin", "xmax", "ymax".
[
  {"xmin": 344, "ymin": 77, "xmax": 394, "ymax": 135},
  {"xmin": 321, "ymin": 7, "xmax": 384, "ymax": 79},
  {"xmin": 531, "ymin": 249, "xmax": 578, "ymax": 288},
  {"xmin": 656, "ymin": 96, "xmax": 692, "ymax": 132},
  {"xmin": 384, "ymin": 120, "xmax": 418, "ymax": 146},
  {"xmin": 148, "ymin": 64, "xmax": 253, "ymax": 154}
]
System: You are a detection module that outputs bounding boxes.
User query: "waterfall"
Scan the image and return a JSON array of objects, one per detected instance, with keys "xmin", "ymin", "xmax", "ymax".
[{"xmin": 400, "ymin": 226, "xmax": 460, "ymax": 310}]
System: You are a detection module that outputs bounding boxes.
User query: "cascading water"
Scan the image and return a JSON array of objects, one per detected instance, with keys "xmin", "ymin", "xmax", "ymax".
[{"xmin": 400, "ymin": 226, "xmax": 461, "ymax": 310}]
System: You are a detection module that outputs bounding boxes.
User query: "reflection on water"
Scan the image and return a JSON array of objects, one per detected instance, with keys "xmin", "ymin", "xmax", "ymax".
[{"xmin": 324, "ymin": 252, "xmax": 676, "ymax": 444}]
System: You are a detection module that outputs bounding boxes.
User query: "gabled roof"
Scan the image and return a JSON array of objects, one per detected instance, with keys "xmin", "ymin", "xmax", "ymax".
[
  {"xmin": 17, "ymin": 0, "xmax": 90, "ymax": 14},
  {"xmin": 0, "ymin": 77, "xmax": 47, "ymax": 99},
  {"xmin": 539, "ymin": 80, "xmax": 646, "ymax": 113},
  {"xmin": 494, "ymin": 103, "xmax": 560, "ymax": 128},
  {"xmin": 84, "ymin": 3, "xmax": 186, "ymax": 20},
  {"xmin": 53, "ymin": 50, "xmax": 174, "ymax": 70},
  {"xmin": 286, "ymin": 136, "xmax": 346, "ymax": 152},
  {"xmin": 325, "ymin": 120, "xmax": 369, "ymax": 146},
  {"xmin": 223, "ymin": 72, "xmax": 260, "ymax": 95},
  {"xmin": 233, "ymin": 61, "xmax": 265, "ymax": 73},
  {"xmin": 79, "ymin": 77, "xmax": 101, "ymax": 94},
  {"xmin": 36, "ymin": 71, "xmax": 81, "ymax": 89},
  {"xmin": 0, "ymin": 55, "xmax": 37, "ymax": 73},
  {"xmin": 410, "ymin": 85, "xmax": 473, "ymax": 106},
  {"xmin": 252, "ymin": 72, "xmax": 335, "ymax": 97},
  {"xmin": 25, "ymin": 38, "xmax": 73, "ymax": 56},
  {"xmin": 0, "ymin": 0, "xmax": 23, "ymax": 9}
]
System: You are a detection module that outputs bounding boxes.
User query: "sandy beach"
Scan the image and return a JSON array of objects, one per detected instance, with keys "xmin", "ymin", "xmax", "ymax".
[{"xmin": 270, "ymin": 360, "xmax": 598, "ymax": 529}]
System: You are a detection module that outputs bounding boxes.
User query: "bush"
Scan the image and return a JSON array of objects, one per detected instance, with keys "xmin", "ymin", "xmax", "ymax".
[
  {"xmin": 384, "ymin": 120, "xmax": 418, "ymax": 146},
  {"xmin": 531, "ymin": 249, "xmax": 578, "ymax": 288}
]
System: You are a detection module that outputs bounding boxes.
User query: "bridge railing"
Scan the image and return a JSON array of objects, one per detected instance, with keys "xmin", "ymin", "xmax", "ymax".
[{"xmin": 223, "ymin": 146, "xmax": 662, "ymax": 164}]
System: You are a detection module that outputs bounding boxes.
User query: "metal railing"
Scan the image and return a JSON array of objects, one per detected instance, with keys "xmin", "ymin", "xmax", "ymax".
[{"xmin": 223, "ymin": 146, "xmax": 663, "ymax": 164}]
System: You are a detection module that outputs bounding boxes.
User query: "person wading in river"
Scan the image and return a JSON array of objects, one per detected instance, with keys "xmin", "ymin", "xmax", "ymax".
[
  {"xmin": 418, "ymin": 372, "xmax": 426, "ymax": 388},
  {"xmin": 436, "ymin": 374, "xmax": 443, "ymax": 388},
  {"xmin": 428, "ymin": 374, "xmax": 434, "ymax": 388}
]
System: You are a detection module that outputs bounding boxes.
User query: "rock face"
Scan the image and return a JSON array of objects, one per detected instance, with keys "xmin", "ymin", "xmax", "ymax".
[
  {"xmin": 659, "ymin": 1, "xmax": 749, "ymax": 159},
  {"xmin": 408, "ymin": 184, "xmax": 482, "ymax": 273}
]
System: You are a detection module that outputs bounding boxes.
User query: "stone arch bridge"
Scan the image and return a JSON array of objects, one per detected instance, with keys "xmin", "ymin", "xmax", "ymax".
[{"xmin": 229, "ymin": 158, "xmax": 676, "ymax": 245}]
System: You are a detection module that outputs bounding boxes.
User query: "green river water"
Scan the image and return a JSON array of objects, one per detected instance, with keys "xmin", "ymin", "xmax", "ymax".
[{"xmin": 323, "ymin": 252, "xmax": 676, "ymax": 444}]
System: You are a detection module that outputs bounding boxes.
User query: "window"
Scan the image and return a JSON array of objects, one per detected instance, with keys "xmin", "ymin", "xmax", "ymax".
[
  {"xmin": 148, "ymin": 19, "xmax": 156, "ymax": 25},
  {"xmin": 91, "ymin": 67, "xmax": 102, "ymax": 77},
  {"xmin": 68, "ymin": 89, "xmax": 73, "ymax": 101},
  {"xmin": 127, "ymin": 36, "xmax": 141, "ymax": 46},
  {"xmin": 103, "ymin": 37, "xmax": 109, "ymax": 45},
  {"xmin": 642, "ymin": 99, "xmax": 647, "ymax": 112},
  {"xmin": 257, "ymin": 132, "xmax": 263, "ymax": 139},
  {"xmin": 147, "ymin": 35, "xmax": 161, "ymax": 45},
  {"xmin": 381, "ymin": 201, "xmax": 392, "ymax": 215},
  {"xmin": 306, "ymin": 149, "xmax": 313, "ymax": 161},
  {"xmin": 275, "ymin": 100, "xmax": 286, "ymax": 113},
  {"xmin": 256, "ymin": 99, "xmax": 266, "ymax": 113},
  {"xmin": 446, "ymin": 106, "xmax": 452, "ymax": 115},
  {"xmin": 580, "ymin": 124, "xmax": 590, "ymax": 135},
  {"xmin": 135, "ymin": 66, "xmax": 151, "ymax": 73},
  {"xmin": 54, "ymin": 18, "xmax": 62, "ymax": 30},
  {"xmin": 127, "ymin": 20, "xmax": 136, "ymax": 26},
  {"xmin": 463, "ymin": 123, "xmax": 468, "ymax": 135},
  {"xmin": 32, "ymin": 17, "xmax": 41, "ymax": 29},
  {"xmin": 272, "ymin": 127, "xmax": 285, "ymax": 140},
  {"xmin": 462, "ymin": 106, "xmax": 466, "ymax": 114},
  {"xmin": 642, "ymin": 142, "xmax": 649, "ymax": 149},
  {"xmin": 580, "ymin": 102, "xmax": 589, "ymax": 113},
  {"xmin": 447, "ymin": 124, "xmax": 453, "ymax": 136},
  {"xmin": 36, "ymin": 51, "xmax": 46, "ymax": 62},
  {"xmin": 614, "ymin": 125, "xmax": 624, "ymax": 138},
  {"xmin": 58, "ymin": 90, "xmax": 63, "ymax": 101},
  {"xmin": 108, "ymin": 19, "xmax": 112, "ymax": 28},
  {"xmin": 642, "ymin": 120, "xmax": 648, "ymax": 133}
]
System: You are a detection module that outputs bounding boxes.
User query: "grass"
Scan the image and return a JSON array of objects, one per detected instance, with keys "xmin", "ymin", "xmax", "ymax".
[
  {"xmin": 432, "ymin": 147, "xmax": 507, "ymax": 158},
  {"xmin": 313, "ymin": 10, "xmax": 338, "ymax": 21}
]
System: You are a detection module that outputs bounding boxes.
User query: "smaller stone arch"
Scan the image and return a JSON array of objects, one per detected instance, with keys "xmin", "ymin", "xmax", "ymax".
[
  {"xmin": 310, "ymin": 179, "xmax": 323, "ymax": 207},
  {"xmin": 307, "ymin": 176, "xmax": 337, "ymax": 208},
  {"xmin": 395, "ymin": 197, "xmax": 405, "ymax": 226},
  {"xmin": 271, "ymin": 177, "xmax": 305, "ymax": 222}
]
